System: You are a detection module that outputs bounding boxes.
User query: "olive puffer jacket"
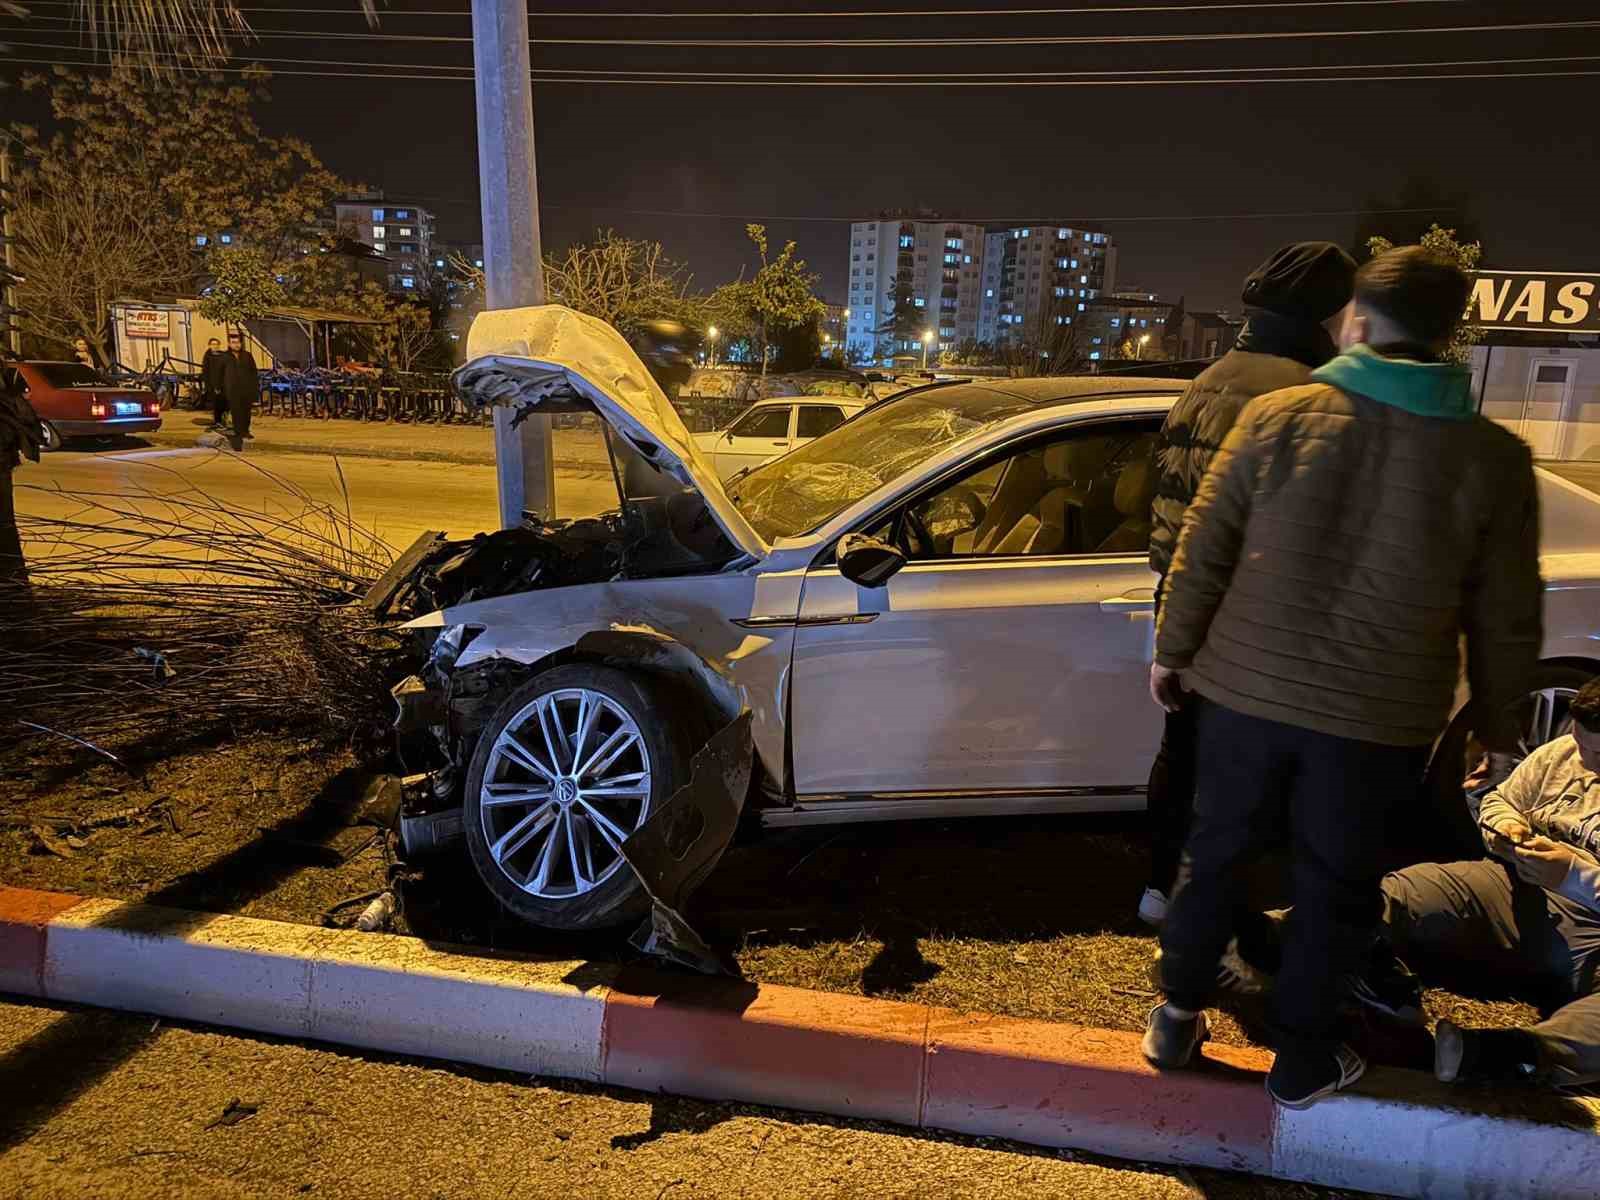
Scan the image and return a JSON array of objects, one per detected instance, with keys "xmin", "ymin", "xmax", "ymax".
[
  {"xmin": 1155, "ymin": 347, "xmax": 1543, "ymax": 749},
  {"xmin": 1149, "ymin": 350, "xmax": 1321, "ymax": 578}
]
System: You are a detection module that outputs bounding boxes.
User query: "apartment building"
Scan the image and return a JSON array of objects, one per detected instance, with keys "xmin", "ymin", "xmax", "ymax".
[
  {"xmin": 334, "ymin": 197, "xmax": 437, "ymax": 293},
  {"xmin": 976, "ymin": 225, "xmax": 1118, "ymax": 348},
  {"xmin": 1082, "ymin": 287, "xmax": 1174, "ymax": 361},
  {"xmin": 843, "ymin": 214, "xmax": 987, "ymax": 365}
]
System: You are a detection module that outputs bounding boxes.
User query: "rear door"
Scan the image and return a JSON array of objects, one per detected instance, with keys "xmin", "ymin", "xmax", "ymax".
[
  {"xmin": 787, "ymin": 415, "xmax": 1165, "ymax": 802},
  {"xmin": 795, "ymin": 403, "xmax": 849, "ymax": 445}
]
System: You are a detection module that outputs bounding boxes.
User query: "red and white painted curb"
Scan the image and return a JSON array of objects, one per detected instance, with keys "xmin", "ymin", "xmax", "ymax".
[{"xmin": 3, "ymin": 885, "xmax": 1597, "ymax": 1197}]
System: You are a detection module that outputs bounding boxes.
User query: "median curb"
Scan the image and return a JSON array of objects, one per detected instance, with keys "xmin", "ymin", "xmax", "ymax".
[
  {"xmin": 3, "ymin": 884, "xmax": 1597, "ymax": 1197},
  {"xmin": 142, "ymin": 426, "xmax": 609, "ymax": 472}
]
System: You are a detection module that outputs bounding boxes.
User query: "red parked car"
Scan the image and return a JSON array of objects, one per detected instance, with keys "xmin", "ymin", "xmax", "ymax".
[{"xmin": 0, "ymin": 360, "xmax": 163, "ymax": 450}]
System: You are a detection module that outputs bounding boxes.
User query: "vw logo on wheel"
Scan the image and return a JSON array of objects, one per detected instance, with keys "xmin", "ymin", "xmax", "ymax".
[{"xmin": 557, "ymin": 778, "xmax": 578, "ymax": 804}]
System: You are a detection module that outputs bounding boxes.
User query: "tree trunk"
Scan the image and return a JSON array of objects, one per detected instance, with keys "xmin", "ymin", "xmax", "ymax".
[
  {"xmin": 759, "ymin": 317, "xmax": 769, "ymax": 383},
  {"xmin": 0, "ymin": 465, "xmax": 26, "ymax": 593}
]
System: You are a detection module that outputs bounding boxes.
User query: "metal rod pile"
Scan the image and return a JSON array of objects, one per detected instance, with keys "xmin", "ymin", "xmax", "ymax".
[{"xmin": 3, "ymin": 463, "xmax": 408, "ymax": 762}]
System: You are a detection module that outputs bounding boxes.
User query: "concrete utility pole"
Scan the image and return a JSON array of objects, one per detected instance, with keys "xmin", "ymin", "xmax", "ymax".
[
  {"xmin": 471, "ymin": 0, "xmax": 555, "ymax": 526},
  {"xmin": 0, "ymin": 148, "xmax": 22, "ymax": 356}
]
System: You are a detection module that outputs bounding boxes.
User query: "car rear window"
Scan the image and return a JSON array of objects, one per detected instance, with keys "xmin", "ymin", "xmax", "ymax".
[
  {"xmin": 796, "ymin": 405, "xmax": 847, "ymax": 438},
  {"xmin": 32, "ymin": 363, "xmax": 108, "ymax": 388}
]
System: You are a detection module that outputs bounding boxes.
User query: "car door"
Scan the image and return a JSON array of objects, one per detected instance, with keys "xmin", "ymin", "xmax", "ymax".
[
  {"xmin": 787, "ymin": 416, "xmax": 1163, "ymax": 803},
  {"xmin": 711, "ymin": 404, "xmax": 795, "ymax": 479},
  {"xmin": 795, "ymin": 402, "xmax": 849, "ymax": 447}
]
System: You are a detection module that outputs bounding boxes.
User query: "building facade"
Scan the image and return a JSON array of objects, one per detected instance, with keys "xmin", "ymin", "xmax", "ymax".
[
  {"xmin": 975, "ymin": 225, "xmax": 1118, "ymax": 349},
  {"xmin": 334, "ymin": 197, "xmax": 437, "ymax": 293},
  {"xmin": 1082, "ymin": 288, "xmax": 1174, "ymax": 362},
  {"xmin": 844, "ymin": 215, "xmax": 987, "ymax": 365}
]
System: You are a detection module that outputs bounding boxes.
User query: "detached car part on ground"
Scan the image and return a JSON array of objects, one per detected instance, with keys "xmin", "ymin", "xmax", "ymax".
[{"xmin": 372, "ymin": 304, "xmax": 1600, "ymax": 951}]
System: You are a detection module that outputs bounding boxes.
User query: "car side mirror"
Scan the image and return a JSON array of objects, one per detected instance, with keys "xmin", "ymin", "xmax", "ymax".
[
  {"xmin": 837, "ymin": 533, "xmax": 906, "ymax": 588},
  {"xmin": 724, "ymin": 430, "xmax": 736, "ymax": 442}
]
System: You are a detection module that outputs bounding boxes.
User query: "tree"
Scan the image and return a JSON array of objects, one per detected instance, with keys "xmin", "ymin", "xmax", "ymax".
[
  {"xmin": 873, "ymin": 276, "xmax": 923, "ymax": 366},
  {"xmin": 1366, "ymin": 222, "xmax": 1484, "ymax": 365},
  {"xmin": 542, "ymin": 230, "xmax": 708, "ymax": 338},
  {"xmin": 740, "ymin": 224, "xmax": 824, "ymax": 380},
  {"xmin": 197, "ymin": 245, "xmax": 286, "ymax": 329},
  {"xmin": 7, "ymin": 65, "xmax": 352, "ymax": 357}
]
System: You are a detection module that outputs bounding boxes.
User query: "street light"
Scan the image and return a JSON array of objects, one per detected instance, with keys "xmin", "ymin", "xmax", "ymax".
[
  {"xmin": 921, "ymin": 329, "xmax": 933, "ymax": 370},
  {"xmin": 707, "ymin": 325, "xmax": 719, "ymax": 369},
  {"xmin": 842, "ymin": 307, "xmax": 850, "ymax": 362}
]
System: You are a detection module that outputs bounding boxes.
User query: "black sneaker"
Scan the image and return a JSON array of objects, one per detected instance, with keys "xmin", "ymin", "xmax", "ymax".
[
  {"xmin": 1141, "ymin": 1002, "xmax": 1209, "ymax": 1069},
  {"xmin": 1434, "ymin": 1020, "xmax": 1541, "ymax": 1084},
  {"xmin": 1266, "ymin": 1043, "xmax": 1366, "ymax": 1109},
  {"xmin": 1348, "ymin": 941, "xmax": 1424, "ymax": 1025}
]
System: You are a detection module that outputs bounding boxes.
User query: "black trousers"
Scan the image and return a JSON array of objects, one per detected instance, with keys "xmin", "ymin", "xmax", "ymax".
[
  {"xmin": 1159, "ymin": 700, "xmax": 1427, "ymax": 1059},
  {"xmin": 1147, "ymin": 701, "xmax": 1197, "ymax": 896},
  {"xmin": 210, "ymin": 388, "xmax": 227, "ymax": 426},
  {"xmin": 228, "ymin": 390, "xmax": 252, "ymax": 447}
]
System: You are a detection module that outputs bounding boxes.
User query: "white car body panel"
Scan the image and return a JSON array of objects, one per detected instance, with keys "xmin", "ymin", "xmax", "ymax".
[{"xmin": 694, "ymin": 398, "xmax": 868, "ymax": 481}]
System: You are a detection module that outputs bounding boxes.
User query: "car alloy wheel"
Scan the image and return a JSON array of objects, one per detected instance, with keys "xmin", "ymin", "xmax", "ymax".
[{"xmin": 477, "ymin": 686, "xmax": 653, "ymax": 900}]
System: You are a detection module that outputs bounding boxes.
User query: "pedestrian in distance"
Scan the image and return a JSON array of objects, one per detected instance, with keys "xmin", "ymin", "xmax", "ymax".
[
  {"xmin": 71, "ymin": 336, "xmax": 103, "ymax": 372},
  {"xmin": 1139, "ymin": 240, "xmax": 1357, "ymax": 928},
  {"xmin": 1141, "ymin": 246, "xmax": 1544, "ymax": 1109},
  {"xmin": 221, "ymin": 330, "xmax": 259, "ymax": 452},
  {"xmin": 200, "ymin": 336, "xmax": 229, "ymax": 430}
]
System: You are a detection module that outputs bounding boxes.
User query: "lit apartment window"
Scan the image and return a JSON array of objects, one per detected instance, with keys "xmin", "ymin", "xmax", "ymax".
[
  {"xmin": 397, "ymin": 210, "xmax": 410, "ymax": 219},
  {"xmin": 1054, "ymin": 287, "xmax": 1066, "ymax": 298},
  {"xmin": 474, "ymin": 258, "xmax": 483, "ymax": 267},
  {"xmin": 985, "ymin": 288, "xmax": 994, "ymax": 298},
  {"xmin": 914, "ymin": 297, "xmax": 925, "ymax": 307},
  {"xmin": 943, "ymin": 254, "xmax": 958, "ymax": 265},
  {"xmin": 945, "ymin": 238, "xmax": 961, "ymax": 250},
  {"xmin": 434, "ymin": 258, "xmax": 445, "ymax": 268},
  {"xmin": 372, "ymin": 208, "xmax": 384, "ymax": 220},
  {"xmin": 195, "ymin": 235, "xmax": 208, "ymax": 246},
  {"xmin": 1056, "ymin": 258, "xmax": 1069, "ymax": 270},
  {"xmin": 220, "ymin": 234, "xmax": 233, "ymax": 244},
  {"xmin": 374, "ymin": 242, "xmax": 386, "ymax": 251},
  {"xmin": 1058, "ymin": 227, "xmax": 1072, "ymax": 238},
  {"xmin": 1020, "ymin": 228, "xmax": 1030, "ymax": 237},
  {"xmin": 399, "ymin": 227, "xmax": 413, "ymax": 237},
  {"xmin": 401, "ymin": 277, "xmax": 415, "ymax": 289},
  {"xmin": 1081, "ymin": 274, "xmax": 1088, "ymax": 284},
  {"xmin": 1090, "ymin": 351, "xmax": 1101, "ymax": 360},
  {"xmin": 899, "ymin": 235, "xmax": 914, "ymax": 248},
  {"xmin": 1071, "ymin": 259, "xmax": 1079, "ymax": 269},
  {"xmin": 1111, "ymin": 318, "xmax": 1122, "ymax": 327},
  {"xmin": 373, "ymin": 226, "xmax": 386, "ymax": 239},
  {"xmin": 1078, "ymin": 302, "xmax": 1086, "ymax": 312},
  {"xmin": 964, "ymin": 255, "xmax": 972, "ymax": 264}
]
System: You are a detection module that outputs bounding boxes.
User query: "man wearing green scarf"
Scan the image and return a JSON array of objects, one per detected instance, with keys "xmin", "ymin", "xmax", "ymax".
[{"xmin": 1141, "ymin": 247, "xmax": 1543, "ymax": 1108}]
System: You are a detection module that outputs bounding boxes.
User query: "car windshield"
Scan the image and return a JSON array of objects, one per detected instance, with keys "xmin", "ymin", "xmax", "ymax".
[
  {"xmin": 727, "ymin": 387, "xmax": 1013, "ymax": 541},
  {"xmin": 33, "ymin": 363, "xmax": 108, "ymax": 388}
]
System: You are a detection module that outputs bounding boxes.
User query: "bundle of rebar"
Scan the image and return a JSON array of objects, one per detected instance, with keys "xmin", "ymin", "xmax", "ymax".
[{"xmin": 3, "ymin": 465, "xmax": 408, "ymax": 763}]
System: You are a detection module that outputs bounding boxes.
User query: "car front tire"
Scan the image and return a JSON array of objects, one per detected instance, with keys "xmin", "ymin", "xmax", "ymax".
[
  {"xmin": 38, "ymin": 422, "xmax": 64, "ymax": 452},
  {"xmin": 461, "ymin": 664, "xmax": 687, "ymax": 931}
]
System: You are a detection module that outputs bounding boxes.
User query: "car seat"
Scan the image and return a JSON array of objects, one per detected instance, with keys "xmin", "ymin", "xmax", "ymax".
[{"xmin": 1092, "ymin": 454, "xmax": 1158, "ymax": 554}]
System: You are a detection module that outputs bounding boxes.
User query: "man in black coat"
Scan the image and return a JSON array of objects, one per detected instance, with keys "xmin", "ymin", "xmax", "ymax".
[
  {"xmin": 200, "ymin": 336, "xmax": 229, "ymax": 429},
  {"xmin": 1138, "ymin": 242, "xmax": 1357, "ymax": 929},
  {"xmin": 221, "ymin": 330, "xmax": 259, "ymax": 451}
]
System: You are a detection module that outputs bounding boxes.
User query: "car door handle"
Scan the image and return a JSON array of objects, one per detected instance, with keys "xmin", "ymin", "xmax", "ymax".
[{"xmin": 1099, "ymin": 590, "xmax": 1156, "ymax": 613}]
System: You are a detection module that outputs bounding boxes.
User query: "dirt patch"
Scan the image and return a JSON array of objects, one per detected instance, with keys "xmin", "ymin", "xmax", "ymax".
[{"xmin": 1, "ymin": 733, "xmax": 389, "ymax": 928}]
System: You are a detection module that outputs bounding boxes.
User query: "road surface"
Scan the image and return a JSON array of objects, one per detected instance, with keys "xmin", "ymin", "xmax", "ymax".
[{"xmin": 16, "ymin": 445, "xmax": 620, "ymax": 553}]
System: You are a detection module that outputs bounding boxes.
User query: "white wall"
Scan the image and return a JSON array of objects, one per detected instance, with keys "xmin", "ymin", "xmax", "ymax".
[{"xmin": 1472, "ymin": 342, "xmax": 1600, "ymax": 460}]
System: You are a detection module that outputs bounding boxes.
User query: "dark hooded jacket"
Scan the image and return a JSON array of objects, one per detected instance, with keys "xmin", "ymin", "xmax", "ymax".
[{"xmin": 1147, "ymin": 311, "xmax": 1337, "ymax": 577}]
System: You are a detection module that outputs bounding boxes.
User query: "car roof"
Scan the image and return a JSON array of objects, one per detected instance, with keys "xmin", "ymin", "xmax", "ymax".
[{"xmin": 939, "ymin": 374, "xmax": 1185, "ymax": 404}]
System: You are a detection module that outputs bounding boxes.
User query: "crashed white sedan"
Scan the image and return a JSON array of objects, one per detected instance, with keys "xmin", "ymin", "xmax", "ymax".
[{"xmin": 373, "ymin": 306, "xmax": 1600, "ymax": 935}]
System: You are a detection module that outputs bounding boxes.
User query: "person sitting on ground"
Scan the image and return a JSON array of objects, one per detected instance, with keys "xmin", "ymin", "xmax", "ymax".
[{"xmin": 1341, "ymin": 678, "xmax": 1600, "ymax": 1089}]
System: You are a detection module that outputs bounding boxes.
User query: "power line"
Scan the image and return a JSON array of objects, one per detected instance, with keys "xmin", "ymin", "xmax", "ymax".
[
  {"xmin": 11, "ymin": 14, "xmax": 1600, "ymax": 47},
  {"xmin": 10, "ymin": 53, "xmax": 1600, "ymax": 86},
  {"xmin": 8, "ymin": 0, "xmax": 1481, "ymax": 16},
  {"xmin": 13, "ymin": 38, "xmax": 1600, "ymax": 80},
  {"xmin": 542, "ymin": 205, "xmax": 1461, "ymax": 225}
]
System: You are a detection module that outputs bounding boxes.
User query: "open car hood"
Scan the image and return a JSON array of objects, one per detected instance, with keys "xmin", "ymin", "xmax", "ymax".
[{"xmin": 456, "ymin": 306, "xmax": 765, "ymax": 560}]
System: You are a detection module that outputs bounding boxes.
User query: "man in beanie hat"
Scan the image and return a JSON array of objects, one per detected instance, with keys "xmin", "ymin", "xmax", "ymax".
[
  {"xmin": 1141, "ymin": 246, "xmax": 1541, "ymax": 1107},
  {"xmin": 1139, "ymin": 241, "xmax": 1356, "ymax": 929}
]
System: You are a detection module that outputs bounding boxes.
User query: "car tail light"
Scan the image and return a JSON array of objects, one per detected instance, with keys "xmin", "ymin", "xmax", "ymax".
[
  {"xmin": 90, "ymin": 400, "xmax": 108, "ymax": 417},
  {"xmin": 145, "ymin": 400, "xmax": 161, "ymax": 416}
]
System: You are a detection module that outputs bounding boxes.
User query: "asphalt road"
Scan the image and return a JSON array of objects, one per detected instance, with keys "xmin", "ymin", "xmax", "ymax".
[
  {"xmin": 0, "ymin": 999, "xmax": 1220, "ymax": 1200},
  {"xmin": 15, "ymin": 444, "xmax": 619, "ymax": 552}
]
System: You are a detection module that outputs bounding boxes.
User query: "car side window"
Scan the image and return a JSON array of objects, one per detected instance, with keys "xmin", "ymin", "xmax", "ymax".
[
  {"xmin": 796, "ymin": 405, "xmax": 846, "ymax": 439},
  {"xmin": 873, "ymin": 422, "xmax": 1161, "ymax": 561},
  {"xmin": 727, "ymin": 406, "xmax": 791, "ymax": 440}
]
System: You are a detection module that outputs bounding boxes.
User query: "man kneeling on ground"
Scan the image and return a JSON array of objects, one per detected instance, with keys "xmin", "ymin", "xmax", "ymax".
[{"xmin": 1342, "ymin": 678, "xmax": 1600, "ymax": 1088}]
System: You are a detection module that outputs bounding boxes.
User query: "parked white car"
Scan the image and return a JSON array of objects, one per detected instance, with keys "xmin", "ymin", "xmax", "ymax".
[
  {"xmin": 693, "ymin": 396, "xmax": 868, "ymax": 481},
  {"xmin": 381, "ymin": 306, "xmax": 1600, "ymax": 934}
]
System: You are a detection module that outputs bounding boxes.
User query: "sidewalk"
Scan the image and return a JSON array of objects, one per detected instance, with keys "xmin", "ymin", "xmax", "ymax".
[
  {"xmin": 4, "ymin": 883, "xmax": 1597, "ymax": 1198},
  {"xmin": 147, "ymin": 414, "xmax": 611, "ymax": 471}
]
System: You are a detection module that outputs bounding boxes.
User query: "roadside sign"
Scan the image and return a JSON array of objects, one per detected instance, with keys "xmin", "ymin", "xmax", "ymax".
[
  {"xmin": 125, "ymin": 308, "xmax": 172, "ymax": 338},
  {"xmin": 1470, "ymin": 271, "xmax": 1600, "ymax": 334}
]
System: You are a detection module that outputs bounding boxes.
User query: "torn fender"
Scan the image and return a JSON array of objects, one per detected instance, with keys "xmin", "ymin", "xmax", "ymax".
[
  {"xmin": 574, "ymin": 625, "xmax": 742, "ymax": 727},
  {"xmin": 620, "ymin": 711, "xmax": 753, "ymax": 975}
]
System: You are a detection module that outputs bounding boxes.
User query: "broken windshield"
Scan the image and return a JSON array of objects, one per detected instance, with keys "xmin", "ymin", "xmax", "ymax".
[{"xmin": 727, "ymin": 387, "xmax": 1012, "ymax": 541}]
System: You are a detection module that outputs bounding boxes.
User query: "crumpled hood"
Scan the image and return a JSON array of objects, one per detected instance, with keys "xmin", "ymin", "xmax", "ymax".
[{"xmin": 455, "ymin": 305, "xmax": 765, "ymax": 559}]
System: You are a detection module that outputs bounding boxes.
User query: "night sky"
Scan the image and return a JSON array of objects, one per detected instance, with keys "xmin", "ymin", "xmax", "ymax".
[{"xmin": 6, "ymin": 0, "xmax": 1599, "ymax": 312}]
